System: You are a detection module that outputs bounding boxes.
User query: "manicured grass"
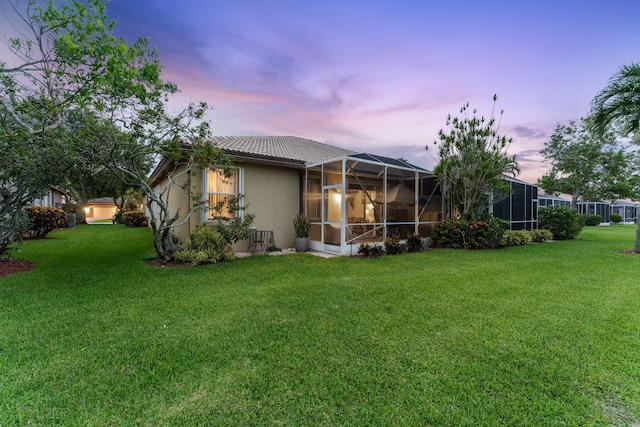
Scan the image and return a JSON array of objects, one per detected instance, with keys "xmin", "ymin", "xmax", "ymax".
[{"xmin": 1, "ymin": 224, "xmax": 639, "ymax": 425}]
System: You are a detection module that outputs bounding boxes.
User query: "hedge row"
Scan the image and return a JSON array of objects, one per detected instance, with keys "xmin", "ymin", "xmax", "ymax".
[{"xmin": 23, "ymin": 206, "xmax": 66, "ymax": 238}]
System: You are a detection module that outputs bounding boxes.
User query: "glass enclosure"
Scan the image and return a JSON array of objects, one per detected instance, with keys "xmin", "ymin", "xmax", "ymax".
[
  {"xmin": 491, "ymin": 178, "xmax": 538, "ymax": 230},
  {"xmin": 538, "ymin": 194, "xmax": 571, "ymax": 208},
  {"xmin": 305, "ymin": 154, "xmax": 439, "ymax": 255},
  {"xmin": 610, "ymin": 201, "xmax": 638, "ymax": 223},
  {"xmin": 577, "ymin": 201, "xmax": 611, "ymax": 224}
]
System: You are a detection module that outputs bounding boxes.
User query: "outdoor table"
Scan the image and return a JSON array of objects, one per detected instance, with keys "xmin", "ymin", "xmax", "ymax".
[{"xmin": 247, "ymin": 229, "xmax": 274, "ymax": 253}]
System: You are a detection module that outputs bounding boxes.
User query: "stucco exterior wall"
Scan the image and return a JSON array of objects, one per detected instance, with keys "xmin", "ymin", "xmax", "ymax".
[
  {"xmin": 238, "ymin": 163, "xmax": 301, "ymax": 251},
  {"xmin": 148, "ymin": 163, "xmax": 195, "ymax": 243},
  {"xmin": 157, "ymin": 162, "xmax": 301, "ymax": 252},
  {"xmin": 86, "ymin": 204, "xmax": 117, "ymax": 220}
]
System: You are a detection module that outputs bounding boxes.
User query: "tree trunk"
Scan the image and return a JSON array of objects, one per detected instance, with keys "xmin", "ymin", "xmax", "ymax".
[{"xmin": 635, "ymin": 220, "xmax": 640, "ymax": 254}]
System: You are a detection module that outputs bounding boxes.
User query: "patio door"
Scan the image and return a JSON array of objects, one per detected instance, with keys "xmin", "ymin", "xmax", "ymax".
[{"xmin": 322, "ymin": 185, "xmax": 343, "ymax": 250}]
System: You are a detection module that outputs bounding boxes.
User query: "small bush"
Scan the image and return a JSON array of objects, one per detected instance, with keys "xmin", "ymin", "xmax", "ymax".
[
  {"xmin": 610, "ymin": 214, "xmax": 622, "ymax": 224},
  {"xmin": 538, "ymin": 206, "xmax": 581, "ymax": 240},
  {"xmin": 500, "ymin": 230, "xmax": 532, "ymax": 247},
  {"xmin": 580, "ymin": 214, "xmax": 602, "ymax": 226},
  {"xmin": 113, "ymin": 210, "xmax": 125, "ymax": 224},
  {"xmin": 384, "ymin": 234, "xmax": 406, "ymax": 255},
  {"xmin": 432, "ymin": 214, "xmax": 507, "ymax": 249},
  {"xmin": 24, "ymin": 206, "xmax": 66, "ymax": 238},
  {"xmin": 406, "ymin": 233, "xmax": 423, "ymax": 253},
  {"xmin": 530, "ymin": 229, "xmax": 553, "ymax": 242},
  {"xmin": 121, "ymin": 211, "xmax": 148, "ymax": 227},
  {"xmin": 357, "ymin": 243, "xmax": 385, "ymax": 257},
  {"xmin": 174, "ymin": 225, "xmax": 235, "ymax": 266}
]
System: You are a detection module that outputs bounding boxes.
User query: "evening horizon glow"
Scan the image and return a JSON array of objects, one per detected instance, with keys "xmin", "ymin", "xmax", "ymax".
[{"xmin": 27, "ymin": 1, "xmax": 640, "ymax": 182}]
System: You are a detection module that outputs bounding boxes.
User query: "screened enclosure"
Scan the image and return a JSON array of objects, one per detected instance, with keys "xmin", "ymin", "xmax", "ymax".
[
  {"xmin": 610, "ymin": 200, "xmax": 638, "ymax": 223},
  {"xmin": 490, "ymin": 177, "xmax": 538, "ymax": 230},
  {"xmin": 305, "ymin": 154, "xmax": 439, "ymax": 255},
  {"xmin": 538, "ymin": 193, "xmax": 571, "ymax": 208},
  {"xmin": 577, "ymin": 201, "xmax": 610, "ymax": 224}
]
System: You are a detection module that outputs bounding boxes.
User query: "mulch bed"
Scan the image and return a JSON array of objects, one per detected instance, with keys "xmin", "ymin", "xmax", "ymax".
[
  {"xmin": 0, "ymin": 259, "xmax": 34, "ymax": 278},
  {"xmin": 618, "ymin": 250, "xmax": 640, "ymax": 255}
]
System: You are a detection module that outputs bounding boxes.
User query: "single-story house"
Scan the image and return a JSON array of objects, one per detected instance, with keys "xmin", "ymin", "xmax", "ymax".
[
  {"xmin": 148, "ymin": 136, "xmax": 442, "ymax": 255},
  {"xmin": 148, "ymin": 136, "xmax": 540, "ymax": 255},
  {"xmin": 577, "ymin": 200, "xmax": 611, "ymax": 224},
  {"xmin": 538, "ymin": 193, "xmax": 571, "ymax": 209},
  {"xmin": 610, "ymin": 200, "xmax": 638, "ymax": 224},
  {"xmin": 85, "ymin": 198, "xmax": 119, "ymax": 222}
]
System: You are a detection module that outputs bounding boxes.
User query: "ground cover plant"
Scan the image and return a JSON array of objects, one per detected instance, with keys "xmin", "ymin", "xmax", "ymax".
[{"xmin": 1, "ymin": 225, "xmax": 639, "ymax": 425}]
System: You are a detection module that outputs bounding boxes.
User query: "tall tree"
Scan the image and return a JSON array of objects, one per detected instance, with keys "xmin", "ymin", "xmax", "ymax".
[
  {"xmin": 429, "ymin": 95, "xmax": 519, "ymax": 220},
  {"xmin": 1, "ymin": 0, "xmax": 231, "ymax": 261},
  {"xmin": 591, "ymin": 63, "xmax": 640, "ymax": 253},
  {"xmin": 0, "ymin": 0, "xmax": 158, "ymax": 255},
  {"xmin": 106, "ymin": 102, "xmax": 235, "ymax": 262},
  {"xmin": 538, "ymin": 118, "xmax": 636, "ymax": 209}
]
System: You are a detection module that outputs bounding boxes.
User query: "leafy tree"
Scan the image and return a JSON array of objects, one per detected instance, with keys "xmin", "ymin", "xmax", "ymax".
[
  {"xmin": 0, "ymin": 0, "xmax": 156, "ymax": 255},
  {"xmin": 1, "ymin": 0, "xmax": 232, "ymax": 262},
  {"xmin": 591, "ymin": 63, "xmax": 640, "ymax": 253},
  {"xmin": 106, "ymin": 102, "xmax": 236, "ymax": 263},
  {"xmin": 429, "ymin": 95, "xmax": 519, "ymax": 220},
  {"xmin": 538, "ymin": 118, "xmax": 637, "ymax": 209},
  {"xmin": 63, "ymin": 111, "xmax": 147, "ymax": 215}
]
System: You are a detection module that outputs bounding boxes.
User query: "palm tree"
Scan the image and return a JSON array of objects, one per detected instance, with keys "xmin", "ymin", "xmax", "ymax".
[{"xmin": 591, "ymin": 63, "xmax": 640, "ymax": 253}]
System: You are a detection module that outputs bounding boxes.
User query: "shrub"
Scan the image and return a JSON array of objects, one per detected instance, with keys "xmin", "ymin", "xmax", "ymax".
[
  {"xmin": 432, "ymin": 214, "xmax": 507, "ymax": 249},
  {"xmin": 384, "ymin": 234, "xmax": 406, "ymax": 255},
  {"xmin": 530, "ymin": 229, "xmax": 553, "ymax": 242},
  {"xmin": 113, "ymin": 210, "xmax": 125, "ymax": 224},
  {"xmin": 174, "ymin": 224, "xmax": 235, "ymax": 266},
  {"xmin": 214, "ymin": 213, "xmax": 255, "ymax": 245},
  {"xmin": 121, "ymin": 211, "xmax": 148, "ymax": 227},
  {"xmin": 357, "ymin": 243, "xmax": 385, "ymax": 257},
  {"xmin": 500, "ymin": 230, "xmax": 532, "ymax": 247},
  {"xmin": 406, "ymin": 233, "xmax": 423, "ymax": 253},
  {"xmin": 610, "ymin": 213, "xmax": 622, "ymax": 224},
  {"xmin": 580, "ymin": 214, "xmax": 602, "ymax": 226},
  {"xmin": 538, "ymin": 206, "xmax": 581, "ymax": 240},
  {"xmin": 24, "ymin": 206, "xmax": 66, "ymax": 238}
]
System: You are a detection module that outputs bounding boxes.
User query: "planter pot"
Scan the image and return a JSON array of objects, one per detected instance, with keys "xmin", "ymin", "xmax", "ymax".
[{"xmin": 294, "ymin": 237, "xmax": 309, "ymax": 252}]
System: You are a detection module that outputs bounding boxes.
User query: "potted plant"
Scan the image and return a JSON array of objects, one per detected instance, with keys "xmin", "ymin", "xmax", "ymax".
[{"xmin": 293, "ymin": 213, "xmax": 310, "ymax": 252}]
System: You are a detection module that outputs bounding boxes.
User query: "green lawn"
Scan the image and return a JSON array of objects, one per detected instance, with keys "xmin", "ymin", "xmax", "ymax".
[{"xmin": 1, "ymin": 225, "xmax": 639, "ymax": 426}]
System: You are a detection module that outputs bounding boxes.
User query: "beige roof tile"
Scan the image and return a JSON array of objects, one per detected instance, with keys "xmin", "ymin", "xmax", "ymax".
[{"xmin": 212, "ymin": 136, "xmax": 356, "ymax": 164}]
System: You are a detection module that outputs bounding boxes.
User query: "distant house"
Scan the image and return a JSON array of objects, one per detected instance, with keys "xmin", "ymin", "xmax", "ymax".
[
  {"xmin": 149, "ymin": 136, "xmax": 442, "ymax": 255},
  {"xmin": 577, "ymin": 201, "xmax": 611, "ymax": 224},
  {"xmin": 610, "ymin": 200, "xmax": 638, "ymax": 224},
  {"xmin": 31, "ymin": 187, "xmax": 66, "ymax": 209},
  {"xmin": 538, "ymin": 193, "xmax": 571, "ymax": 209},
  {"xmin": 85, "ymin": 198, "xmax": 119, "ymax": 222}
]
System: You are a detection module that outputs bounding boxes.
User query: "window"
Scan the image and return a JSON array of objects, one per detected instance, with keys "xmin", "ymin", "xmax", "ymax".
[{"xmin": 205, "ymin": 168, "xmax": 241, "ymax": 219}]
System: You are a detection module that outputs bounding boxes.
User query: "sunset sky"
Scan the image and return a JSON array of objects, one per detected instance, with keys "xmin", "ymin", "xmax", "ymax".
[{"xmin": 69, "ymin": 1, "xmax": 640, "ymax": 181}]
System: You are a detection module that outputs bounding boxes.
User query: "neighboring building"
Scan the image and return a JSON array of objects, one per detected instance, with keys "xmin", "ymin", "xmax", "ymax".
[
  {"xmin": 538, "ymin": 193, "xmax": 571, "ymax": 209},
  {"xmin": 610, "ymin": 200, "xmax": 638, "ymax": 224},
  {"xmin": 490, "ymin": 177, "xmax": 539, "ymax": 230},
  {"xmin": 85, "ymin": 198, "xmax": 119, "ymax": 221},
  {"xmin": 31, "ymin": 187, "xmax": 66, "ymax": 209},
  {"xmin": 577, "ymin": 201, "xmax": 611, "ymax": 224},
  {"xmin": 149, "ymin": 136, "xmax": 440, "ymax": 255}
]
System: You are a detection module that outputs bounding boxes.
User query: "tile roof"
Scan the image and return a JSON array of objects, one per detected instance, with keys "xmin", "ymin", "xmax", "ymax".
[{"xmin": 212, "ymin": 136, "xmax": 357, "ymax": 165}]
